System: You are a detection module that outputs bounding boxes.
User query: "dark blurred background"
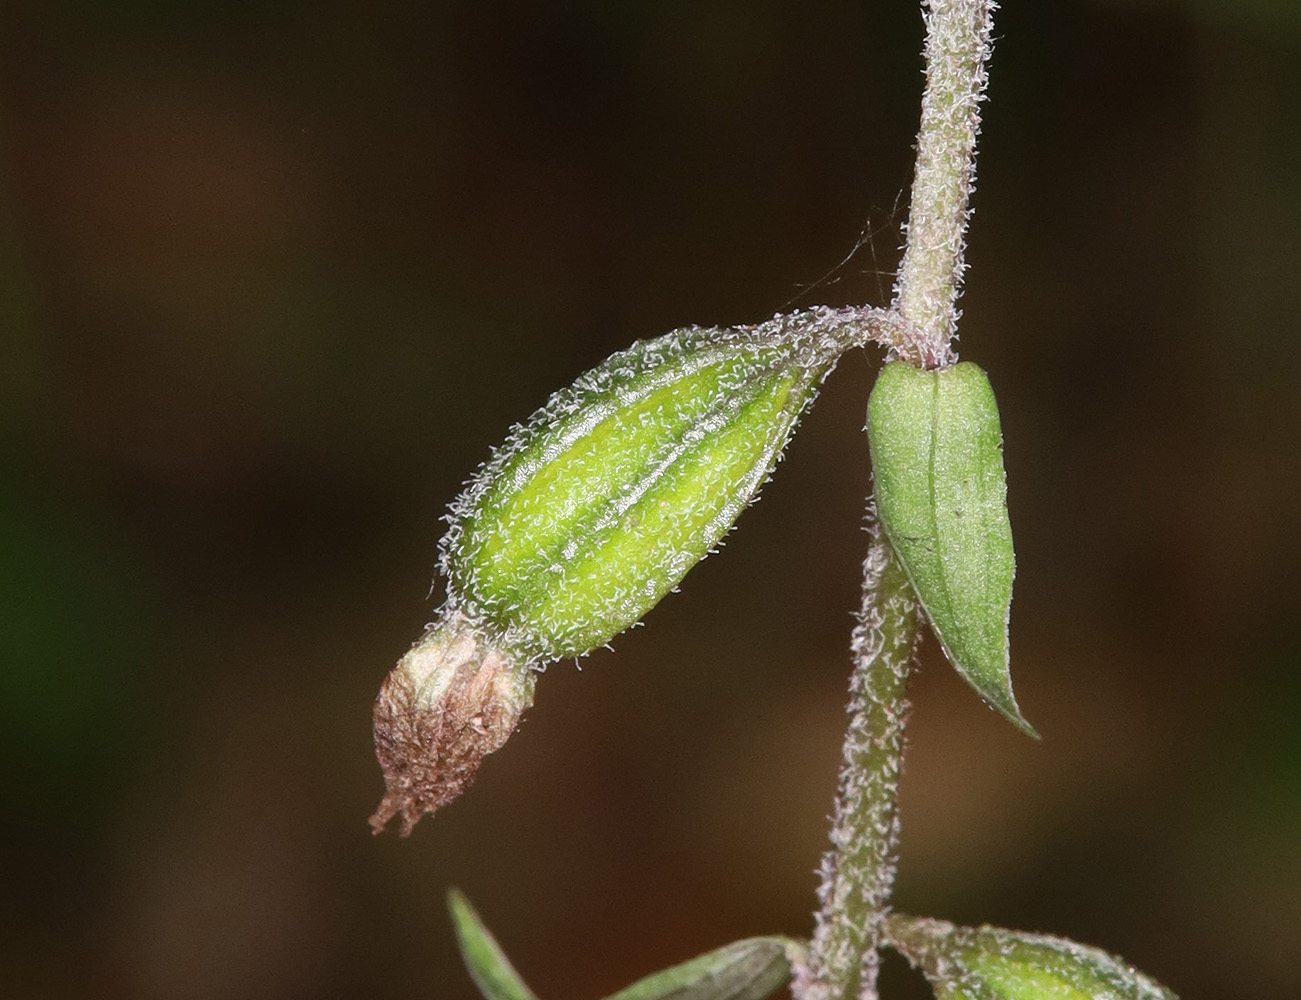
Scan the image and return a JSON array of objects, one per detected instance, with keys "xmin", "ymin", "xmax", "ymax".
[{"xmin": 1, "ymin": 1, "xmax": 1298, "ymax": 998}]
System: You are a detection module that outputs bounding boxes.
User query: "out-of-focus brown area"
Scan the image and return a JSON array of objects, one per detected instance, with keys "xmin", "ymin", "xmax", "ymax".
[{"xmin": 1, "ymin": 2, "xmax": 1297, "ymax": 998}]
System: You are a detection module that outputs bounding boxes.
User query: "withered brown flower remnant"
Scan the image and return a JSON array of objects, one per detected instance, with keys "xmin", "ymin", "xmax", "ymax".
[{"xmin": 370, "ymin": 613, "xmax": 535, "ymax": 836}]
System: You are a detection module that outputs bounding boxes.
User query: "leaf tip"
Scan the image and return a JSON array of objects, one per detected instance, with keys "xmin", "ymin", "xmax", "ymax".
[{"xmin": 985, "ymin": 687, "xmax": 1039, "ymax": 740}]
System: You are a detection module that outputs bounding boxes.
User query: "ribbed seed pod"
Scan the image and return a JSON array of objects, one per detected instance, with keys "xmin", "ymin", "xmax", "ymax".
[
  {"xmin": 444, "ymin": 308, "xmax": 866, "ymax": 662},
  {"xmin": 371, "ymin": 307, "xmax": 872, "ymax": 835},
  {"xmin": 867, "ymin": 360, "xmax": 1034, "ymax": 736},
  {"xmin": 885, "ymin": 915, "xmax": 1178, "ymax": 1000}
]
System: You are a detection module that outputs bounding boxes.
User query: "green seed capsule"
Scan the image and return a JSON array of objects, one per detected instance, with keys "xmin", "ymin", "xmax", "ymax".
[
  {"xmin": 371, "ymin": 307, "xmax": 871, "ymax": 834},
  {"xmin": 885, "ymin": 915, "xmax": 1179, "ymax": 1000},
  {"xmin": 444, "ymin": 308, "xmax": 865, "ymax": 662},
  {"xmin": 866, "ymin": 360, "xmax": 1035, "ymax": 736}
]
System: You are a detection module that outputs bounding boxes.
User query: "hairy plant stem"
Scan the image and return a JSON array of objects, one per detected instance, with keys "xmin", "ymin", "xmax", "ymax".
[
  {"xmin": 892, "ymin": 0, "xmax": 996, "ymax": 370},
  {"xmin": 799, "ymin": 4, "xmax": 997, "ymax": 999},
  {"xmin": 795, "ymin": 514, "xmax": 918, "ymax": 1000}
]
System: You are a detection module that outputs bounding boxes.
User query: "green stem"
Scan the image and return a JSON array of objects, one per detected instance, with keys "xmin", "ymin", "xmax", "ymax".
[
  {"xmin": 796, "ymin": 512, "xmax": 918, "ymax": 1000},
  {"xmin": 798, "ymin": 4, "xmax": 996, "ymax": 999},
  {"xmin": 893, "ymin": 0, "xmax": 996, "ymax": 368}
]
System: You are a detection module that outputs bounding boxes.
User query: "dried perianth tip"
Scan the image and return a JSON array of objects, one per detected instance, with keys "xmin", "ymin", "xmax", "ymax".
[{"xmin": 370, "ymin": 612, "xmax": 536, "ymax": 836}]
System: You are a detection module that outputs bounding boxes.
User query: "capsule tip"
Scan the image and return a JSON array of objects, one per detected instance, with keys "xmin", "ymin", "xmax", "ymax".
[{"xmin": 370, "ymin": 615, "xmax": 535, "ymax": 836}]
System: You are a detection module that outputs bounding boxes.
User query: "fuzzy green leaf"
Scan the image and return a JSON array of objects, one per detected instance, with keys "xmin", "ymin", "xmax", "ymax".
[
  {"xmin": 867, "ymin": 360, "xmax": 1035, "ymax": 736},
  {"xmin": 447, "ymin": 889, "xmax": 539, "ymax": 1000},
  {"xmin": 885, "ymin": 914, "xmax": 1178, "ymax": 1000},
  {"xmin": 448, "ymin": 888, "xmax": 800, "ymax": 1000},
  {"xmin": 602, "ymin": 936, "xmax": 802, "ymax": 1000}
]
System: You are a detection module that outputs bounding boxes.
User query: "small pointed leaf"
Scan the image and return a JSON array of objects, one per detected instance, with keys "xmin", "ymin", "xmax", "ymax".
[
  {"xmin": 447, "ymin": 889, "xmax": 540, "ymax": 1000},
  {"xmin": 867, "ymin": 361, "xmax": 1036, "ymax": 736},
  {"xmin": 885, "ymin": 914, "xmax": 1178, "ymax": 1000},
  {"xmin": 602, "ymin": 936, "xmax": 803, "ymax": 1000}
]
